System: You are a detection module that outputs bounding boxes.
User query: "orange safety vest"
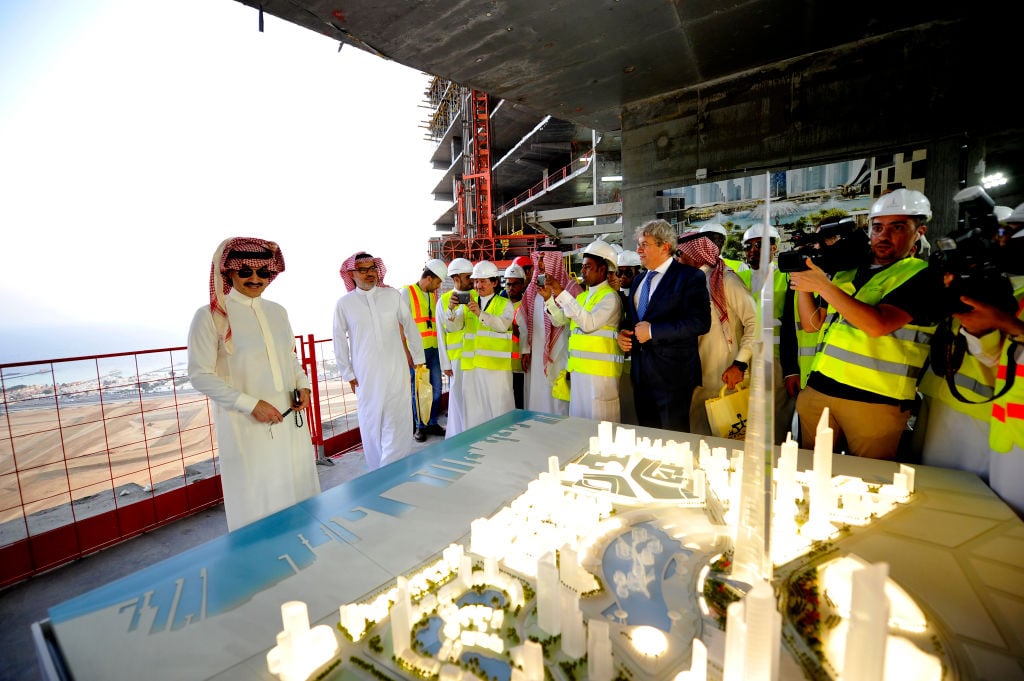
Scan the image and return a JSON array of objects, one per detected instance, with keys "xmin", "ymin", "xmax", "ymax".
[
  {"xmin": 407, "ymin": 284, "xmax": 438, "ymax": 350},
  {"xmin": 990, "ymin": 294, "xmax": 1024, "ymax": 453}
]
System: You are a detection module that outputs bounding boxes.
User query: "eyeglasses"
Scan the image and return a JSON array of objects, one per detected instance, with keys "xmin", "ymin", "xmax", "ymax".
[
  {"xmin": 352, "ymin": 265, "xmax": 378, "ymax": 274},
  {"xmin": 236, "ymin": 266, "xmax": 273, "ymax": 279}
]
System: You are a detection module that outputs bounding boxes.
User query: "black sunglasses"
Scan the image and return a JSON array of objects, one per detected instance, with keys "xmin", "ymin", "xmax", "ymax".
[{"xmin": 236, "ymin": 266, "xmax": 274, "ymax": 279}]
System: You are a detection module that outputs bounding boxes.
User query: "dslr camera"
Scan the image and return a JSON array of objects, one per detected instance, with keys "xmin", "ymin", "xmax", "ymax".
[
  {"xmin": 929, "ymin": 186, "xmax": 1018, "ymax": 317},
  {"xmin": 777, "ymin": 216, "xmax": 870, "ymax": 274}
]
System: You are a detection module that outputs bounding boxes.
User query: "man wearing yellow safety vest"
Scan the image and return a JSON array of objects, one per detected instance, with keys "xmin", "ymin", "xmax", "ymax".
[
  {"xmin": 445, "ymin": 260, "xmax": 515, "ymax": 431},
  {"xmin": 778, "ymin": 216, "xmax": 855, "ymax": 442},
  {"xmin": 437, "ymin": 258, "xmax": 475, "ymax": 439},
  {"xmin": 400, "ymin": 258, "xmax": 448, "ymax": 442},
  {"xmin": 944, "ymin": 203, "xmax": 1024, "ymax": 515},
  {"xmin": 789, "ymin": 189, "xmax": 939, "ymax": 460},
  {"xmin": 738, "ymin": 223, "xmax": 797, "ymax": 443},
  {"xmin": 541, "ymin": 239, "xmax": 624, "ymax": 422}
]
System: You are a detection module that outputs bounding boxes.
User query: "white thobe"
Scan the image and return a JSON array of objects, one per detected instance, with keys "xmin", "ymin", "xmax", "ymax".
[
  {"xmin": 548, "ymin": 282, "xmax": 623, "ymax": 422},
  {"xmin": 438, "ymin": 294, "xmax": 476, "ymax": 439},
  {"xmin": 690, "ymin": 267, "xmax": 757, "ymax": 436},
  {"xmin": 333, "ymin": 286, "xmax": 425, "ymax": 470},
  {"xmin": 448, "ymin": 293, "xmax": 515, "ymax": 430},
  {"xmin": 524, "ymin": 293, "xmax": 570, "ymax": 416},
  {"xmin": 188, "ymin": 288, "xmax": 320, "ymax": 532}
]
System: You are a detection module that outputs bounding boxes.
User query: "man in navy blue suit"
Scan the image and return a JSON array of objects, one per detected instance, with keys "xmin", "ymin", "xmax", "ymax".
[{"xmin": 617, "ymin": 219, "xmax": 711, "ymax": 432}]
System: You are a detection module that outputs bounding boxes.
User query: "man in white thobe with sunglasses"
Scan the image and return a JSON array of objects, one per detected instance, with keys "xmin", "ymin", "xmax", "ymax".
[{"xmin": 188, "ymin": 237, "xmax": 320, "ymax": 532}]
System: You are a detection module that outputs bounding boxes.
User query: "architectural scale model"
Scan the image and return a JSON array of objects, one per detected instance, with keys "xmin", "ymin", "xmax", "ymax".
[{"xmin": 266, "ymin": 416, "xmax": 945, "ymax": 681}]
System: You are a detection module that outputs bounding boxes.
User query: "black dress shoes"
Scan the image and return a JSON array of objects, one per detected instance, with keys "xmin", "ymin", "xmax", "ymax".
[
  {"xmin": 413, "ymin": 428, "xmax": 427, "ymax": 442},
  {"xmin": 425, "ymin": 424, "xmax": 446, "ymax": 437}
]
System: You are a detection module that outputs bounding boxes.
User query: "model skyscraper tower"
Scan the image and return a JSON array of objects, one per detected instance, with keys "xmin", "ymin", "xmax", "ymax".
[
  {"xmin": 722, "ymin": 580, "xmax": 782, "ymax": 681},
  {"xmin": 843, "ymin": 562, "xmax": 889, "ymax": 681},
  {"xmin": 732, "ymin": 225, "xmax": 777, "ymax": 585}
]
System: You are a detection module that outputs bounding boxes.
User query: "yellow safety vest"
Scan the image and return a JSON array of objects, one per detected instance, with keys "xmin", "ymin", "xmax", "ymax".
[
  {"xmin": 465, "ymin": 294, "xmax": 513, "ymax": 372},
  {"xmin": 990, "ymin": 286, "xmax": 1024, "ymax": 453},
  {"xmin": 723, "ymin": 257, "xmax": 746, "ymax": 275},
  {"xmin": 811, "ymin": 258, "xmax": 935, "ymax": 401},
  {"xmin": 407, "ymin": 284, "xmax": 437, "ymax": 350},
  {"xmin": 739, "ymin": 266, "xmax": 788, "ymax": 356},
  {"xmin": 566, "ymin": 286, "xmax": 624, "ymax": 378},
  {"xmin": 793, "ymin": 299, "xmax": 819, "ymax": 388},
  {"xmin": 440, "ymin": 289, "xmax": 472, "ymax": 363},
  {"xmin": 919, "ymin": 319, "xmax": 996, "ymax": 420}
]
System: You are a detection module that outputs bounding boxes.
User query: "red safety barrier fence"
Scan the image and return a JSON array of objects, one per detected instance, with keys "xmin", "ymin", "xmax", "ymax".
[{"xmin": 0, "ymin": 336, "xmax": 411, "ymax": 589}]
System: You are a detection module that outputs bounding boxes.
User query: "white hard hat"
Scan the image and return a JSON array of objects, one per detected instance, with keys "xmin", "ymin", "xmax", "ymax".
[
  {"xmin": 471, "ymin": 260, "xmax": 500, "ymax": 279},
  {"xmin": 503, "ymin": 264, "xmax": 526, "ymax": 280},
  {"xmin": 1005, "ymin": 202, "xmax": 1024, "ymax": 225},
  {"xmin": 610, "ymin": 243, "xmax": 624, "ymax": 254},
  {"xmin": 870, "ymin": 188, "xmax": 932, "ymax": 222},
  {"xmin": 994, "ymin": 205, "xmax": 1013, "ymax": 224},
  {"xmin": 742, "ymin": 223, "xmax": 780, "ymax": 242},
  {"xmin": 617, "ymin": 250, "xmax": 641, "ymax": 267},
  {"xmin": 447, "ymin": 257, "xmax": 473, "ymax": 275},
  {"xmin": 582, "ymin": 239, "xmax": 618, "ymax": 270},
  {"xmin": 698, "ymin": 223, "xmax": 728, "ymax": 237},
  {"xmin": 425, "ymin": 258, "xmax": 448, "ymax": 280}
]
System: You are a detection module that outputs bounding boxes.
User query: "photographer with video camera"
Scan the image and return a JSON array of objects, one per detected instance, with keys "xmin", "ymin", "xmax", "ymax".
[
  {"xmin": 788, "ymin": 189, "xmax": 938, "ymax": 460},
  {"xmin": 918, "ymin": 188, "xmax": 1019, "ymax": 480},
  {"xmin": 936, "ymin": 201, "xmax": 1024, "ymax": 514},
  {"xmin": 778, "ymin": 215, "xmax": 870, "ymax": 441}
]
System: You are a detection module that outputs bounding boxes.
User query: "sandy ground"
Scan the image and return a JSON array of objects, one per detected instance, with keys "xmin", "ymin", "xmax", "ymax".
[{"xmin": 0, "ymin": 393, "xmax": 372, "ymax": 546}]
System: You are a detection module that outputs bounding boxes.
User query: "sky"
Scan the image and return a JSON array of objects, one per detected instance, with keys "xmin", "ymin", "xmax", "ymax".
[{"xmin": 0, "ymin": 0, "xmax": 444, "ymax": 364}]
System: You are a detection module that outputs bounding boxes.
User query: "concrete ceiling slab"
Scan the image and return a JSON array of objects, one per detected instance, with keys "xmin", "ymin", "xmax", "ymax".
[{"xmin": 231, "ymin": 0, "xmax": 966, "ymax": 131}]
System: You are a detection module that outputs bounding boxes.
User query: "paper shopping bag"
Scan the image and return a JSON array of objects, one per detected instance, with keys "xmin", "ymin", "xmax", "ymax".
[
  {"xmin": 705, "ymin": 384, "xmax": 749, "ymax": 440},
  {"xmin": 414, "ymin": 365, "xmax": 433, "ymax": 423},
  {"xmin": 551, "ymin": 370, "xmax": 571, "ymax": 402}
]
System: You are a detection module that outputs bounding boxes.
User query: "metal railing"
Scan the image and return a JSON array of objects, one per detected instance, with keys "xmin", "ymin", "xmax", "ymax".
[
  {"xmin": 0, "ymin": 336, "xmax": 388, "ymax": 589},
  {"xmin": 496, "ymin": 151, "xmax": 593, "ymax": 217}
]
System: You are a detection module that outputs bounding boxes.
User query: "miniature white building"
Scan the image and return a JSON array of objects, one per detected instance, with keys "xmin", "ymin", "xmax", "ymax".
[
  {"xmin": 587, "ymin": 619, "xmax": 614, "ymax": 681},
  {"xmin": 266, "ymin": 601, "xmax": 338, "ymax": 681},
  {"xmin": 391, "ymin": 576, "xmax": 412, "ymax": 656},
  {"xmin": 843, "ymin": 562, "xmax": 889, "ymax": 681},
  {"xmin": 536, "ymin": 551, "xmax": 560, "ymax": 635},
  {"xmin": 806, "ymin": 409, "xmax": 835, "ymax": 539},
  {"xmin": 722, "ymin": 580, "xmax": 781, "ymax": 681}
]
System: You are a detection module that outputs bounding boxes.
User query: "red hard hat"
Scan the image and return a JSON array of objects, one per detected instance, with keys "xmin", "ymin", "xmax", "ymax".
[{"xmin": 513, "ymin": 256, "xmax": 533, "ymax": 267}]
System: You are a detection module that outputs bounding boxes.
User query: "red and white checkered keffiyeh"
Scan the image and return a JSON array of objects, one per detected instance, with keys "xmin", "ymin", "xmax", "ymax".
[
  {"xmin": 208, "ymin": 237, "xmax": 285, "ymax": 353},
  {"xmin": 339, "ymin": 251, "xmax": 388, "ymax": 292},
  {"xmin": 678, "ymin": 233, "xmax": 729, "ymax": 326},
  {"xmin": 522, "ymin": 250, "xmax": 583, "ymax": 372}
]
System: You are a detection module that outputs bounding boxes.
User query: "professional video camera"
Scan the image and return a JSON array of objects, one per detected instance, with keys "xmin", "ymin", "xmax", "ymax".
[
  {"xmin": 777, "ymin": 215, "xmax": 870, "ymax": 274},
  {"xmin": 928, "ymin": 185, "xmax": 1018, "ymax": 317}
]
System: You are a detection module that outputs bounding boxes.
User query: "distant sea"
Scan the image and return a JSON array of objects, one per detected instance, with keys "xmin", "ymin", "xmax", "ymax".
[{"xmin": 0, "ymin": 324, "xmax": 187, "ymax": 366}]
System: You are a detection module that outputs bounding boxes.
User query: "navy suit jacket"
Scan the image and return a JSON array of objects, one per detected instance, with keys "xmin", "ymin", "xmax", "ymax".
[{"xmin": 623, "ymin": 259, "xmax": 711, "ymax": 431}]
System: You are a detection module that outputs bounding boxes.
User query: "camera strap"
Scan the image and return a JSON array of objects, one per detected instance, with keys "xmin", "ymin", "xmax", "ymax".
[{"xmin": 940, "ymin": 331, "xmax": 1019, "ymax": 405}]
